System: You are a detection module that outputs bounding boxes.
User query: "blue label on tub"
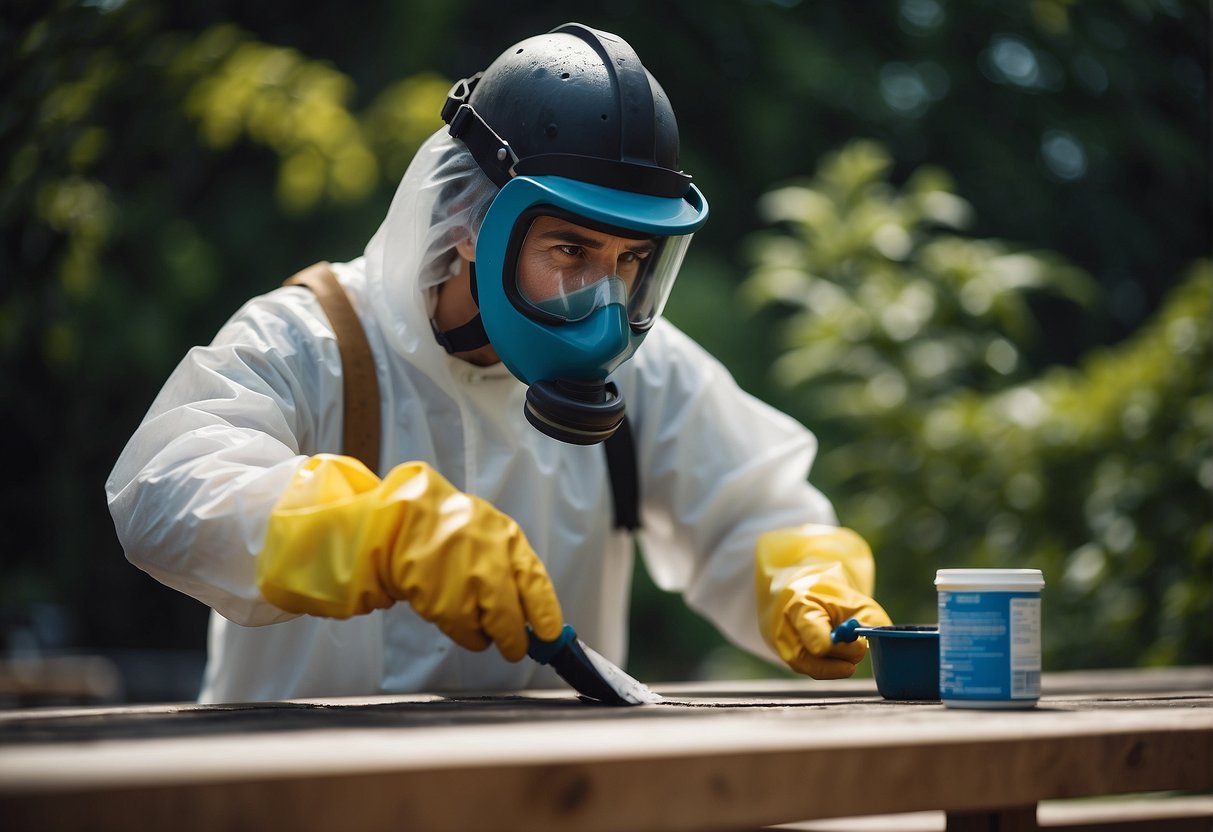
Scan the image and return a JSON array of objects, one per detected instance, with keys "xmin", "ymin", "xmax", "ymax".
[{"xmin": 938, "ymin": 590, "xmax": 1041, "ymax": 701}]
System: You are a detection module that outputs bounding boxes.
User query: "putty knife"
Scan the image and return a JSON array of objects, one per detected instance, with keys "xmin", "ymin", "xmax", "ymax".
[{"xmin": 527, "ymin": 624, "xmax": 662, "ymax": 706}]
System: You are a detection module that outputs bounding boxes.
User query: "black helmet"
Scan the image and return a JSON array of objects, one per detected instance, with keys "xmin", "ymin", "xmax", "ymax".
[
  {"xmin": 437, "ymin": 23, "xmax": 709, "ymax": 446},
  {"xmin": 442, "ymin": 22, "xmax": 693, "ymax": 198}
]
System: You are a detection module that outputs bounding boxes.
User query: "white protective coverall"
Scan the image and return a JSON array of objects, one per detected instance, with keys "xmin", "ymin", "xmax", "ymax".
[{"xmin": 106, "ymin": 129, "xmax": 838, "ymax": 704}]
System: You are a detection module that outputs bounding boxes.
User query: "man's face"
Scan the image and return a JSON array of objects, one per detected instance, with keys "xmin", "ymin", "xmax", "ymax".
[{"xmin": 516, "ymin": 215, "xmax": 656, "ymax": 315}]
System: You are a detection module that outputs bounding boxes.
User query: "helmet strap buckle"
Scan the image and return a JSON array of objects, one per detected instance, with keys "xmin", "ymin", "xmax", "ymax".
[{"xmin": 443, "ymin": 76, "xmax": 518, "ymax": 187}]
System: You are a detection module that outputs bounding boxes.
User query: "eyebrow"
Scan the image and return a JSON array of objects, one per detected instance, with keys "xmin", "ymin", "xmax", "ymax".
[{"xmin": 536, "ymin": 229, "xmax": 657, "ymax": 254}]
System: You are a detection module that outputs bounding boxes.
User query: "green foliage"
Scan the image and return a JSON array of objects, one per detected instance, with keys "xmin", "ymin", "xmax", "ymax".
[
  {"xmin": 1, "ymin": 0, "xmax": 1207, "ymax": 687},
  {"xmin": 744, "ymin": 144, "xmax": 1211, "ymax": 670},
  {"xmin": 3, "ymin": 3, "xmax": 446, "ymax": 381},
  {"xmin": 1, "ymin": 1, "xmax": 447, "ymax": 648},
  {"xmin": 169, "ymin": 24, "xmax": 450, "ymax": 212},
  {"xmin": 745, "ymin": 141, "xmax": 1098, "ymax": 401}
]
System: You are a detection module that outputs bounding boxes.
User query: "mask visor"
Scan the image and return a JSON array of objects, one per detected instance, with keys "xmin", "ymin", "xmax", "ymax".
[
  {"xmin": 513, "ymin": 211, "xmax": 694, "ymax": 330},
  {"xmin": 527, "ymin": 275, "xmax": 628, "ymax": 321},
  {"xmin": 623, "ymin": 232, "xmax": 692, "ymax": 329}
]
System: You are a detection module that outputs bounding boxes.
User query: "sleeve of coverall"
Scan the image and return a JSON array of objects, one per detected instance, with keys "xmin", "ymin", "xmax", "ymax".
[
  {"xmin": 629, "ymin": 320, "xmax": 849, "ymax": 663},
  {"xmin": 105, "ymin": 290, "xmax": 337, "ymax": 626}
]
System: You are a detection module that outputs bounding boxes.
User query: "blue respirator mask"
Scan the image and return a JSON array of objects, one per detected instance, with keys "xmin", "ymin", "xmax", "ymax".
[{"xmin": 437, "ymin": 22, "xmax": 710, "ymax": 444}]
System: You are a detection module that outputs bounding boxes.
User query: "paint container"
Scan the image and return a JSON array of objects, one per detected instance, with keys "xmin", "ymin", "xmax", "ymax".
[{"xmin": 935, "ymin": 568, "xmax": 1045, "ymax": 709}]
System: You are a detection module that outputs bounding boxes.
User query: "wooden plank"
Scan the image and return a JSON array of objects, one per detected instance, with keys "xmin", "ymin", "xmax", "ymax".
[
  {"xmin": 657, "ymin": 666, "xmax": 1213, "ymax": 700},
  {"xmin": 1039, "ymin": 796, "xmax": 1213, "ymax": 832},
  {"xmin": 1, "ymin": 713, "xmax": 1209, "ymax": 830},
  {"xmin": 0, "ymin": 674, "xmax": 1209, "ymax": 832},
  {"xmin": 774, "ymin": 811, "xmax": 944, "ymax": 831},
  {"xmin": 779, "ymin": 796, "xmax": 1213, "ymax": 831},
  {"xmin": 1021, "ymin": 666, "xmax": 1211, "ymax": 696},
  {"xmin": 2, "ymin": 695, "xmax": 1209, "ymax": 788},
  {"xmin": 0, "ymin": 657, "xmax": 123, "ymax": 705}
]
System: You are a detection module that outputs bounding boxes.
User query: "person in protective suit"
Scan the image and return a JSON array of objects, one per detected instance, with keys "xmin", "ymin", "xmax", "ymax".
[{"xmin": 106, "ymin": 22, "xmax": 892, "ymax": 704}]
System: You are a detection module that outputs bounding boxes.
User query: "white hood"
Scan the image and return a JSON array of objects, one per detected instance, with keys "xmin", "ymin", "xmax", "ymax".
[{"xmin": 363, "ymin": 128, "xmax": 497, "ymax": 374}]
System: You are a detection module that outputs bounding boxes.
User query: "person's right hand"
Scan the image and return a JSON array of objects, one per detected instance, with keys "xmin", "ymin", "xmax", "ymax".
[
  {"xmin": 257, "ymin": 454, "xmax": 564, "ymax": 661},
  {"xmin": 755, "ymin": 525, "xmax": 892, "ymax": 679}
]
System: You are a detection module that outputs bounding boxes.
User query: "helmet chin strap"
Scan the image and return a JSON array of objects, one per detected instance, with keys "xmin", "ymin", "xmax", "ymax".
[{"xmin": 432, "ymin": 262, "xmax": 490, "ymax": 354}]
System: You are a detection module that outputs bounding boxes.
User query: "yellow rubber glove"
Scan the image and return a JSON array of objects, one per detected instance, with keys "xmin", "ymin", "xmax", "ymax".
[
  {"xmin": 756, "ymin": 524, "xmax": 893, "ymax": 679},
  {"xmin": 257, "ymin": 454, "xmax": 564, "ymax": 661}
]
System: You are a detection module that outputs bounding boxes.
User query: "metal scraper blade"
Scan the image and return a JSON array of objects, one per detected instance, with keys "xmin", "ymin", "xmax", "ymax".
[{"xmin": 528, "ymin": 625, "xmax": 662, "ymax": 706}]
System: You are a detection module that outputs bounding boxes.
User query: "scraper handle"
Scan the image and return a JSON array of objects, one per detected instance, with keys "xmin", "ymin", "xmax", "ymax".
[
  {"xmin": 831, "ymin": 618, "xmax": 862, "ymax": 644},
  {"xmin": 527, "ymin": 623, "xmax": 578, "ymax": 665}
]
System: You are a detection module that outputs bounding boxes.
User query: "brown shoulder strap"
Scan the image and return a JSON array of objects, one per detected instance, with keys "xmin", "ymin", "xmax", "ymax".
[{"xmin": 283, "ymin": 262, "xmax": 381, "ymax": 472}]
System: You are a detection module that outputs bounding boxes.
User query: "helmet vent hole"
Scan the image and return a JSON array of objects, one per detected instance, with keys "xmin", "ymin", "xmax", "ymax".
[
  {"xmin": 516, "ymin": 48, "xmax": 524, "ymax": 54},
  {"xmin": 560, "ymin": 72, "xmax": 570, "ymax": 79},
  {"xmin": 600, "ymin": 114, "xmax": 608, "ymax": 121}
]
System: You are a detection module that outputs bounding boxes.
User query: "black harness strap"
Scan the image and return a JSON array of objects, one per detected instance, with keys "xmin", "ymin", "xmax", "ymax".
[{"xmin": 603, "ymin": 415, "xmax": 640, "ymax": 532}]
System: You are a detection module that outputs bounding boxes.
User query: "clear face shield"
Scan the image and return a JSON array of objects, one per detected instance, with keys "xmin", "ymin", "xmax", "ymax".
[
  {"xmin": 509, "ymin": 210, "xmax": 695, "ymax": 331},
  {"xmin": 469, "ymin": 174, "xmax": 708, "ymax": 445}
]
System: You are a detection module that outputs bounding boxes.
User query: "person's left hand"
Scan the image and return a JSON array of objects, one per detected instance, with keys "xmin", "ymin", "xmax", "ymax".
[{"xmin": 755, "ymin": 525, "xmax": 893, "ymax": 679}]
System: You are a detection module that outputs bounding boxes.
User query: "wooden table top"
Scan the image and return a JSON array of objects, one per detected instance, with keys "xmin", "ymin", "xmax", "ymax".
[{"xmin": 1, "ymin": 666, "xmax": 1210, "ymax": 832}]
